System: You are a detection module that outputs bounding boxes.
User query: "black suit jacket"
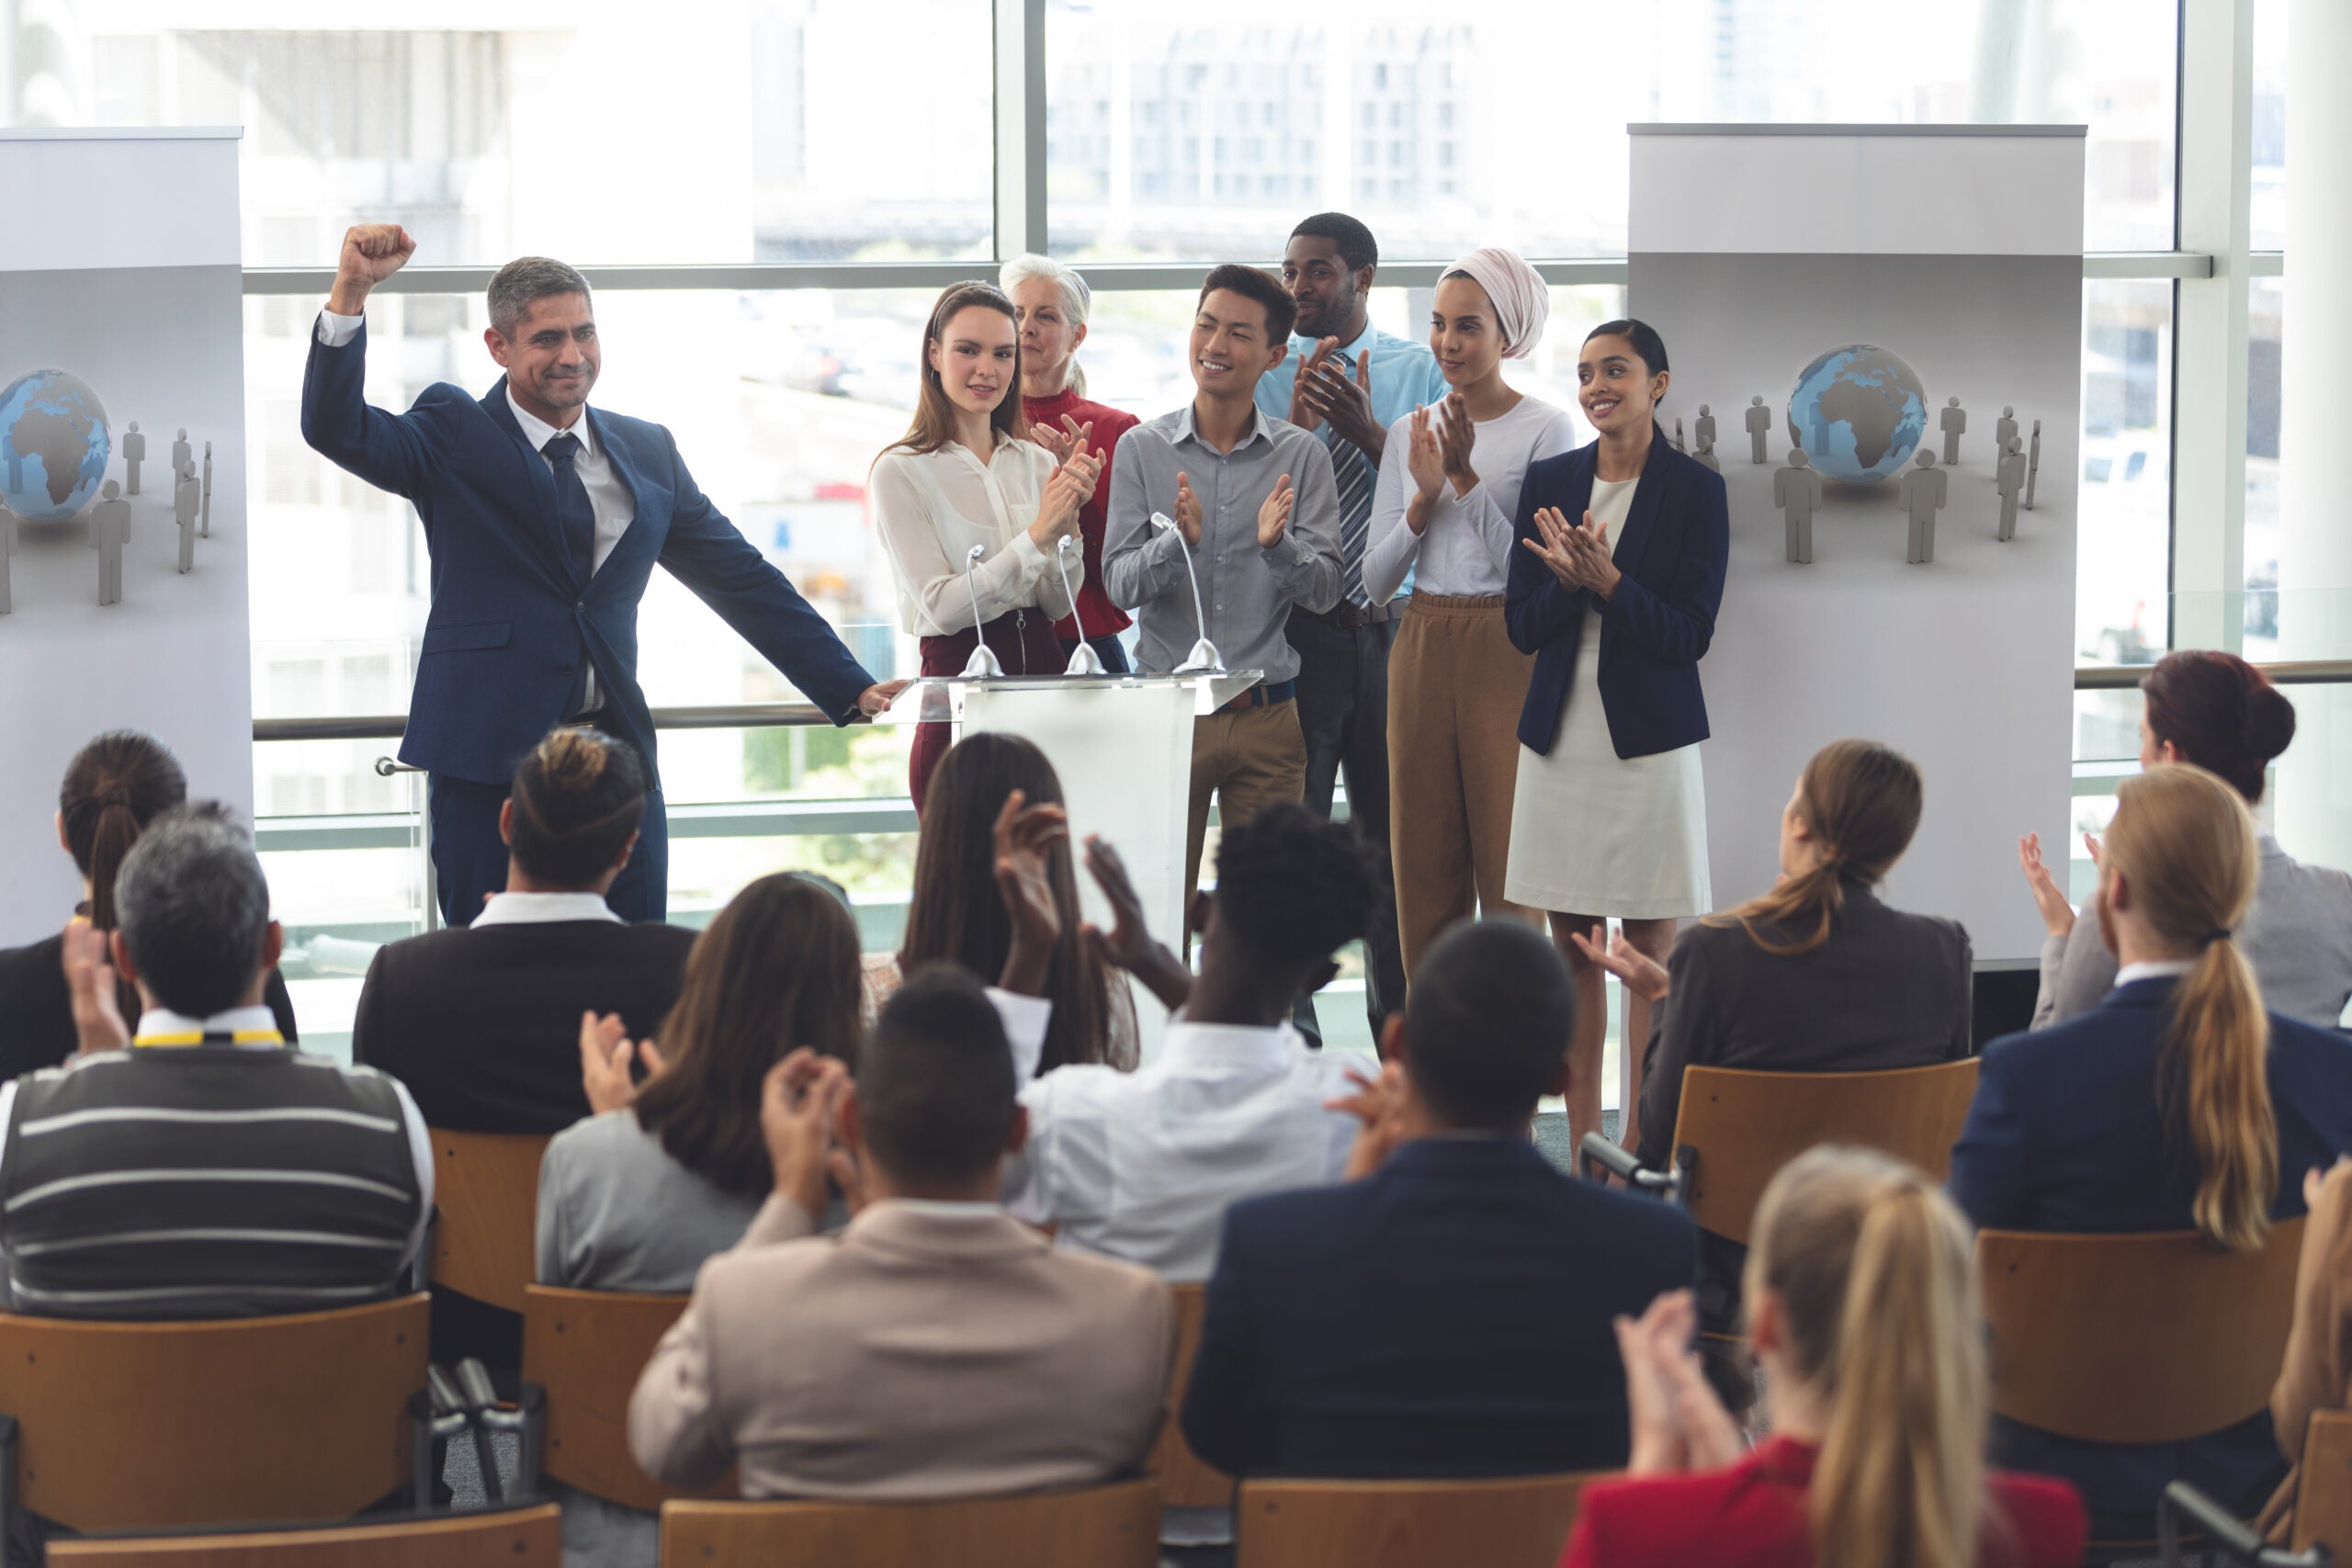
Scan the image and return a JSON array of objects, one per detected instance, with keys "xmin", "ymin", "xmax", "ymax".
[
  {"xmin": 1182, "ymin": 1137, "xmax": 1697, "ymax": 1479},
  {"xmin": 0, "ymin": 931, "xmax": 298, "ymax": 1084},
  {"xmin": 1505, "ymin": 430, "xmax": 1729, "ymax": 758},
  {"xmin": 1635, "ymin": 881, "xmax": 1973, "ymax": 1172},
  {"xmin": 350, "ymin": 919, "xmax": 696, "ymax": 1134}
]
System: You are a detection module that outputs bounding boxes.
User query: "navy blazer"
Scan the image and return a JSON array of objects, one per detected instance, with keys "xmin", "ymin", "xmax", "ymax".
[
  {"xmin": 1951, "ymin": 976, "xmax": 2352, "ymax": 1517},
  {"xmin": 1181, "ymin": 1137, "xmax": 1698, "ymax": 1479},
  {"xmin": 1505, "ymin": 429, "xmax": 1729, "ymax": 758},
  {"xmin": 300, "ymin": 322, "xmax": 875, "ymax": 785}
]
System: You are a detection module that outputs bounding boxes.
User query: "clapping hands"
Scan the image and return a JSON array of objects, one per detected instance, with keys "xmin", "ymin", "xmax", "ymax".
[
  {"xmin": 1522, "ymin": 506, "xmax": 1622, "ymax": 600},
  {"xmin": 579, "ymin": 1010, "xmax": 668, "ymax": 1113},
  {"xmin": 61, "ymin": 919, "xmax": 130, "ymax": 1055},
  {"xmin": 992, "ymin": 787, "xmax": 1069, "ymax": 997},
  {"xmin": 1078, "ymin": 835, "xmax": 1192, "ymax": 1012},
  {"xmin": 759, "ymin": 1047, "xmax": 853, "ymax": 1219},
  {"xmin": 1616, "ymin": 1290, "xmax": 1745, "ymax": 1476},
  {"xmin": 1030, "ymin": 414, "xmax": 1095, "ymax": 468},
  {"xmin": 1257, "ymin": 473, "xmax": 1297, "ymax": 547},
  {"xmin": 1030, "ymin": 449, "xmax": 1102, "ymax": 549},
  {"xmin": 1567, "ymin": 922, "xmax": 1671, "ymax": 1005},
  {"xmin": 1326, "ymin": 1060, "xmax": 1410, "ymax": 1181},
  {"xmin": 2016, "ymin": 832, "xmax": 2076, "ymax": 939},
  {"xmin": 1294, "ymin": 343, "xmax": 1381, "ymax": 451}
]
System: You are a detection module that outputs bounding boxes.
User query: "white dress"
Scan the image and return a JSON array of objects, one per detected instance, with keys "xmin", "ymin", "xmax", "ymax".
[{"xmin": 1503, "ymin": 476, "xmax": 1712, "ymax": 919}]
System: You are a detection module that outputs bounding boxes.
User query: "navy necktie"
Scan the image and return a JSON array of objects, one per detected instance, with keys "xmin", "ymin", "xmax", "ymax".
[{"xmin": 541, "ymin": 432, "xmax": 596, "ymax": 586}]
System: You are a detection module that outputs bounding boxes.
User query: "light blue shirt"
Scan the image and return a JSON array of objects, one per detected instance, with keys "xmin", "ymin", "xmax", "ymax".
[{"xmin": 1255, "ymin": 321, "xmax": 1447, "ymax": 596}]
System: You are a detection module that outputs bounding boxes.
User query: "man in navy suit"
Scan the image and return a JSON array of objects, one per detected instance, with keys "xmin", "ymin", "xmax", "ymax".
[
  {"xmin": 301, "ymin": 225, "xmax": 906, "ymax": 924},
  {"xmin": 1182, "ymin": 919, "xmax": 1698, "ymax": 1479}
]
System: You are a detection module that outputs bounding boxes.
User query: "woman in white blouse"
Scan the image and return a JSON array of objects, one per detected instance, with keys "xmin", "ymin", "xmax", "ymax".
[
  {"xmin": 1365, "ymin": 247, "xmax": 1578, "ymax": 973},
  {"xmin": 874, "ymin": 281, "xmax": 1101, "ymax": 811}
]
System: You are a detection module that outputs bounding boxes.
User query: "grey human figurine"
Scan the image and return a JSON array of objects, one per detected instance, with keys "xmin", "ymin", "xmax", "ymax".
[
  {"xmin": 1745, "ymin": 395, "xmax": 1772, "ymax": 463},
  {"xmin": 1671, "ymin": 416, "xmax": 1687, "ymax": 453},
  {"xmin": 174, "ymin": 457, "xmax": 199, "ymax": 573},
  {"xmin": 1939, "ymin": 396, "xmax": 1967, "ymax": 467},
  {"xmin": 171, "ymin": 427, "xmax": 191, "ymax": 481},
  {"xmin": 121, "ymin": 421, "xmax": 146, "ymax": 497},
  {"xmin": 1773, "ymin": 447, "xmax": 1823, "ymax": 565},
  {"xmin": 1897, "ymin": 448, "xmax": 1948, "ymax": 564},
  {"xmin": 0, "ymin": 508, "xmax": 14, "ymax": 614},
  {"xmin": 1993, "ymin": 406, "xmax": 2018, "ymax": 478},
  {"xmin": 93, "ymin": 479, "xmax": 129, "ymax": 606},
  {"xmin": 1694, "ymin": 403, "xmax": 1716, "ymax": 453},
  {"xmin": 1691, "ymin": 432, "xmax": 1722, "ymax": 475},
  {"xmin": 1996, "ymin": 435, "xmax": 2026, "ymax": 541},
  {"xmin": 2024, "ymin": 418, "xmax": 2042, "ymax": 510},
  {"xmin": 200, "ymin": 440, "xmax": 213, "ymax": 538}
]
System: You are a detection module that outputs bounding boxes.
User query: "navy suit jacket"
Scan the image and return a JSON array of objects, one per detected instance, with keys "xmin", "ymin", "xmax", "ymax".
[
  {"xmin": 300, "ymin": 322, "xmax": 875, "ymax": 785},
  {"xmin": 1505, "ymin": 430, "xmax": 1729, "ymax": 758},
  {"xmin": 1181, "ymin": 1137, "xmax": 1698, "ymax": 1479},
  {"xmin": 1951, "ymin": 976, "xmax": 2352, "ymax": 1516}
]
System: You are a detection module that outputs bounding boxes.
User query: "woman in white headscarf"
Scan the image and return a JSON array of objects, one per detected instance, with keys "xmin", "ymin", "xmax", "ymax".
[{"xmin": 1365, "ymin": 247, "xmax": 1577, "ymax": 976}]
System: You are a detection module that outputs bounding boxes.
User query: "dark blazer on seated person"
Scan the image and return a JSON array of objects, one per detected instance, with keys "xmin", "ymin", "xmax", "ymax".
[
  {"xmin": 0, "ymin": 929, "xmax": 299, "ymax": 1085},
  {"xmin": 1635, "ymin": 879, "xmax": 1973, "ymax": 1172},
  {"xmin": 1182, "ymin": 1135, "xmax": 1699, "ymax": 1479},
  {"xmin": 1950, "ymin": 976, "xmax": 2352, "ymax": 1518},
  {"xmin": 350, "ymin": 896, "xmax": 696, "ymax": 1134},
  {"xmin": 1504, "ymin": 428, "xmax": 1729, "ymax": 759}
]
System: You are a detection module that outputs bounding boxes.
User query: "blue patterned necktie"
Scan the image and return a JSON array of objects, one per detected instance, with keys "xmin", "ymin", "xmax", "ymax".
[
  {"xmin": 1329, "ymin": 433, "xmax": 1373, "ymax": 608},
  {"xmin": 541, "ymin": 432, "xmax": 596, "ymax": 587}
]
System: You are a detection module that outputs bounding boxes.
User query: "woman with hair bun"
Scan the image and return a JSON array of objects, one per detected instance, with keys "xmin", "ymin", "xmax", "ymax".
[
  {"xmin": 0, "ymin": 731, "xmax": 296, "ymax": 1077},
  {"xmin": 2018, "ymin": 649, "xmax": 2352, "ymax": 1028},
  {"xmin": 1956, "ymin": 762, "xmax": 2352, "ymax": 1522},
  {"xmin": 1561, "ymin": 1146, "xmax": 2086, "ymax": 1568}
]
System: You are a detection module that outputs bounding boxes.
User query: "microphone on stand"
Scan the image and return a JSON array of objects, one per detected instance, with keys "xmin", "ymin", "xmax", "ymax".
[
  {"xmin": 959, "ymin": 545, "xmax": 1004, "ymax": 678},
  {"xmin": 1149, "ymin": 511, "xmax": 1224, "ymax": 673},
  {"xmin": 1057, "ymin": 535, "xmax": 1107, "ymax": 675}
]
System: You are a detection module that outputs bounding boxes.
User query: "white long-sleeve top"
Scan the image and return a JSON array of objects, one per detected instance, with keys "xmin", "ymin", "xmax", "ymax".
[
  {"xmin": 872, "ymin": 435, "xmax": 1076, "ymax": 636},
  {"xmin": 1363, "ymin": 394, "xmax": 1578, "ymax": 603}
]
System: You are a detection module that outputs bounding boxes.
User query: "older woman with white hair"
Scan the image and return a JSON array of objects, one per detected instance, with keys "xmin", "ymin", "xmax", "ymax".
[
  {"xmin": 1001, "ymin": 253, "xmax": 1138, "ymax": 672},
  {"xmin": 1367, "ymin": 247, "xmax": 1577, "ymax": 974}
]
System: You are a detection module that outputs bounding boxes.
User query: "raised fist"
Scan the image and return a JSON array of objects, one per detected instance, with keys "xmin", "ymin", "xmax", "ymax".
[{"xmin": 329, "ymin": 224, "xmax": 417, "ymax": 314}]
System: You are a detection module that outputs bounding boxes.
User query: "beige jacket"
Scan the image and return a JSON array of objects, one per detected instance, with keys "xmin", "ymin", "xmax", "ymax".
[{"xmin": 628, "ymin": 1192, "xmax": 1173, "ymax": 1500}]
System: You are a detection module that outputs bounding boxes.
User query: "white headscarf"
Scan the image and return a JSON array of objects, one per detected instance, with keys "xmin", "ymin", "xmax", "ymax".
[{"xmin": 1442, "ymin": 247, "xmax": 1549, "ymax": 360}]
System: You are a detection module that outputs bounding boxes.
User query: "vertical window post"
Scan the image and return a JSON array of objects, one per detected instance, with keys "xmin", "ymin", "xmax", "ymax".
[{"xmin": 994, "ymin": 0, "xmax": 1049, "ymax": 261}]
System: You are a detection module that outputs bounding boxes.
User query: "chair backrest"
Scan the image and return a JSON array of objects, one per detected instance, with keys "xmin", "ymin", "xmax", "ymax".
[
  {"xmin": 1144, "ymin": 1282, "xmax": 1233, "ymax": 1510},
  {"xmin": 1977, "ymin": 1222, "xmax": 2305, "ymax": 1445},
  {"xmin": 2290, "ymin": 1408, "xmax": 2352, "ymax": 1555},
  {"xmin": 428, "ymin": 1129, "xmax": 549, "ymax": 1314},
  {"xmin": 520, "ymin": 1284, "xmax": 736, "ymax": 1511},
  {"xmin": 658, "ymin": 1479, "xmax": 1161, "ymax": 1566},
  {"xmin": 45, "ymin": 1503, "xmax": 561, "ymax": 1566},
  {"xmin": 1671, "ymin": 1058, "xmax": 1982, "ymax": 1244},
  {"xmin": 0, "ymin": 1294, "xmax": 430, "ymax": 1531},
  {"xmin": 1234, "ymin": 1472, "xmax": 1607, "ymax": 1568}
]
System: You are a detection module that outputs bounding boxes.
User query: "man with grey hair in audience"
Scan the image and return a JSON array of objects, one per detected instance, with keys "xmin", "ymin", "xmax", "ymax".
[
  {"xmin": 0, "ymin": 804, "xmax": 433, "ymax": 1320},
  {"xmin": 300, "ymin": 225, "xmax": 907, "ymax": 928}
]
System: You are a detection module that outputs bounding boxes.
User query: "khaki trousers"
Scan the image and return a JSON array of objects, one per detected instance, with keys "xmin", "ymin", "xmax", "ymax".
[
  {"xmin": 1386, "ymin": 593, "xmax": 1541, "ymax": 974},
  {"xmin": 1186, "ymin": 699, "xmax": 1308, "ymax": 899}
]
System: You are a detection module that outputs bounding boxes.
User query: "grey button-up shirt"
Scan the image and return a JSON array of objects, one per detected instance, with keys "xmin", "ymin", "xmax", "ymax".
[{"xmin": 1102, "ymin": 401, "xmax": 1342, "ymax": 682}]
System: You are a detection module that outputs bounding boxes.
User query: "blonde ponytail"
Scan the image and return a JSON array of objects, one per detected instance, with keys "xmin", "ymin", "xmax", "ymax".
[
  {"xmin": 2103, "ymin": 765, "xmax": 2275, "ymax": 1251},
  {"xmin": 1748, "ymin": 1148, "xmax": 1991, "ymax": 1568}
]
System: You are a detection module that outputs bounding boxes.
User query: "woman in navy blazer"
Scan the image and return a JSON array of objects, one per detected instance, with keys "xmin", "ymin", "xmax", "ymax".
[
  {"xmin": 1951, "ymin": 764, "xmax": 2352, "ymax": 1526},
  {"xmin": 1503, "ymin": 320, "xmax": 1728, "ymax": 1153}
]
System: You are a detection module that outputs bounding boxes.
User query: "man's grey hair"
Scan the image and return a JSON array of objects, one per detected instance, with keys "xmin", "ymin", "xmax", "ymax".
[
  {"xmin": 487, "ymin": 255, "xmax": 592, "ymax": 339},
  {"xmin": 115, "ymin": 803, "xmax": 273, "ymax": 1019}
]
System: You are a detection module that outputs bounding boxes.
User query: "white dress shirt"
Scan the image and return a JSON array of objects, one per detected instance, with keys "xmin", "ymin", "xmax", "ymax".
[
  {"xmin": 316, "ymin": 308, "xmax": 634, "ymax": 708},
  {"xmin": 1002, "ymin": 1021, "xmax": 1363, "ymax": 1281},
  {"xmin": 469, "ymin": 890, "xmax": 624, "ymax": 928},
  {"xmin": 2114, "ymin": 958, "xmax": 2198, "ymax": 987},
  {"xmin": 1363, "ymin": 394, "xmax": 1577, "ymax": 604},
  {"xmin": 870, "ymin": 436, "xmax": 1075, "ymax": 637}
]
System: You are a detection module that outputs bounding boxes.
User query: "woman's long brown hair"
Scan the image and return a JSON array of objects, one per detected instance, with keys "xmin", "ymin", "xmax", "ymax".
[
  {"xmin": 60, "ymin": 732, "xmax": 188, "ymax": 1021},
  {"xmin": 1702, "ymin": 739, "xmax": 1923, "ymax": 956},
  {"xmin": 883, "ymin": 282, "xmax": 1025, "ymax": 460}
]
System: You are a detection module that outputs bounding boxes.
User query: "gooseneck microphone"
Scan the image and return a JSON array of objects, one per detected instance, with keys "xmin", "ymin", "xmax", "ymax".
[
  {"xmin": 959, "ymin": 545, "xmax": 1004, "ymax": 678},
  {"xmin": 1148, "ymin": 512, "xmax": 1224, "ymax": 673},
  {"xmin": 1057, "ymin": 534, "xmax": 1106, "ymax": 675}
]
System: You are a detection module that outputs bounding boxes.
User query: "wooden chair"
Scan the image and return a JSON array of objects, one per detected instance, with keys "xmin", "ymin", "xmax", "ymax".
[
  {"xmin": 1143, "ymin": 1282, "xmax": 1233, "ymax": 1512},
  {"xmin": 519, "ymin": 1284, "xmax": 735, "ymax": 1511},
  {"xmin": 1234, "ymin": 1472, "xmax": 1607, "ymax": 1568},
  {"xmin": 1584, "ymin": 1059, "xmax": 1982, "ymax": 1245},
  {"xmin": 0, "ymin": 1294, "xmax": 430, "ymax": 1532},
  {"xmin": 2157, "ymin": 1411, "xmax": 2351, "ymax": 1566},
  {"xmin": 657, "ymin": 1479, "xmax": 1160, "ymax": 1566},
  {"xmin": 427, "ymin": 1130, "xmax": 549, "ymax": 1314},
  {"xmin": 46, "ymin": 1503, "xmax": 560, "ymax": 1566}
]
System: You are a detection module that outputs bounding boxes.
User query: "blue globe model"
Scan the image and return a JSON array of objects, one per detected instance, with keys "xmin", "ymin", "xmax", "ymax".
[
  {"xmin": 0, "ymin": 368, "xmax": 112, "ymax": 523},
  {"xmin": 1786, "ymin": 344, "xmax": 1927, "ymax": 484}
]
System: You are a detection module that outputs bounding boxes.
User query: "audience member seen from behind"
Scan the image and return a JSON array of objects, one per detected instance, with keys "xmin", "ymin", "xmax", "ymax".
[
  {"xmin": 1560, "ymin": 1147, "xmax": 2086, "ymax": 1568},
  {"xmin": 0, "ymin": 731, "xmax": 297, "ymax": 1082},
  {"xmin": 628, "ymin": 967, "xmax": 1172, "ymax": 1500},
  {"xmin": 0, "ymin": 805, "xmax": 431, "ymax": 1319},
  {"xmin": 1952, "ymin": 763, "xmax": 2352, "ymax": 1521},
  {"xmin": 874, "ymin": 731, "xmax": 1154, "ymax": 1075},
  {"xmin": 1005, "ymin": 801, "xmax": 1380, "ymax": 1280},
  {"xmin": 1182, "ymin": 919, "xmax": 1698, "ymax": 1480},
  {"xmin": 351, "ymin": 728, "xmax": 695, "ymax": 1134},
  {"xmin": 2257, "ymin": 1155, "xmax": 2352, "ymax": 1540},
  {"xmin": 2018, "ymin": 649, "xmax": 2352, "ymax": 1029}
]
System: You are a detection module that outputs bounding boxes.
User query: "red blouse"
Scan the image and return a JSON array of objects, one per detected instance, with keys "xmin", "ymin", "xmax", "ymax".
[
  {"xmin": 1022, "ymin": 385, "xmax": 1139, "ymax": 642},
  {"xmin": 1559, "ymin": 1437, "xmax": 2086, "ymax": 1568}
]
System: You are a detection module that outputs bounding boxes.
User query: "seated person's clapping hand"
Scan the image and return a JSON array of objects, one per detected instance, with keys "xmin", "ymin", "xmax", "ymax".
[
  {"xmin": 1569, "ymin": 922, "xmax": 1672, "ymax": 1006},
  {"xmin": 1326, "ymin": 1060, "xmax": 1410, "ymax": 1182},
  {"xmin": 60, "ymin": 919, "xmax": 130, "ymax": 1055},
  {"xmin": 1616, "ymin": 1288, "xmax": 1746, "ymax": 1476},
  {"xmin": 992, "ymin": 787, "xmax": 1069, "ymax": 997},
  {"xmin": 1078, "ymin": 834, "xmax": 1193, "ymax": 1012},
  {"xmin": 579, "ymin": 1010, "xmax": 666, "ymax": 1114},
  {"xmin": 2015, "ymin": 831, "xmax": 2076, "ymax": 940},
  {"xmin": 760, "ymin": 1046, "xmax": 852, "ymax": 1221}
]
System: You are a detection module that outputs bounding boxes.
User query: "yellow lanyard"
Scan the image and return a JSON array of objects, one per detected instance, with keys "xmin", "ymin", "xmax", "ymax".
[{"xmin": 130, "ymin": 1030, "xmax": 286, "ymax": 1047}]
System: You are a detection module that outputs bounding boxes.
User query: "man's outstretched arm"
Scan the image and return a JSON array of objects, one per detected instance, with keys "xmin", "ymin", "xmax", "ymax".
[{"xmin": 300, "ymin": 224, "xmax": 461, "ymax": 502}]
